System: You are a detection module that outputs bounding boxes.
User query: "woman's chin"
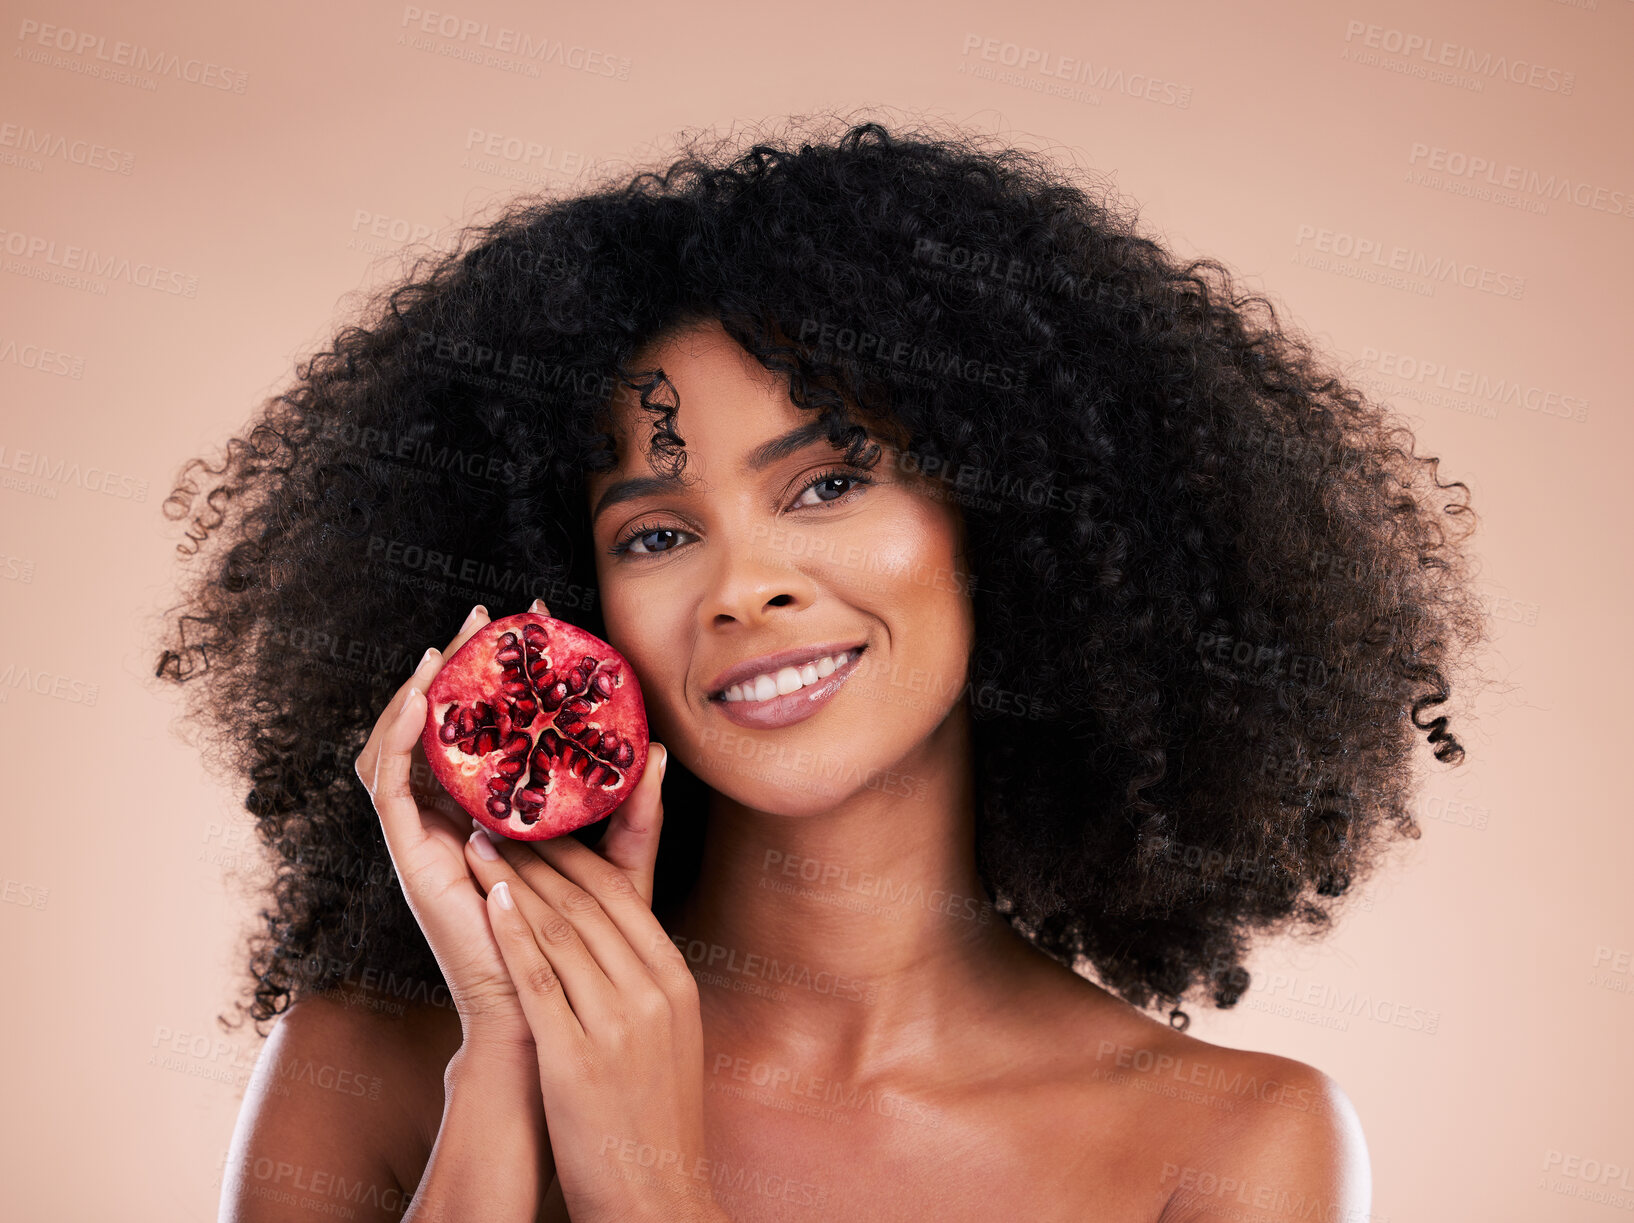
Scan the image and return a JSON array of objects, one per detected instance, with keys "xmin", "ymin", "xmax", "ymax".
[{"xmin": 702, "ymin": 770, "xmax": 884, "ymax": 820}]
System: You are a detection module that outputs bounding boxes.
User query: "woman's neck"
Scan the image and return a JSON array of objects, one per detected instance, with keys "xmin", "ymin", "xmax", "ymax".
[{"xmin": 659, "ymin": 705, "xmax": 1035, "ymax": 1081}]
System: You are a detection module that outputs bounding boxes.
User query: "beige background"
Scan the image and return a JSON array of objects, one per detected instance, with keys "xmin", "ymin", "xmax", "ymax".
[{"xmin": 2, "ymin": 0, "xmax": 1629, "ymax": 1218}]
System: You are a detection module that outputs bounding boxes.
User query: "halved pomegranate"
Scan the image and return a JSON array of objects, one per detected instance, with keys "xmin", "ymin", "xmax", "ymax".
[{"xmin": 421, "ymin": 612, "xmax": 649, "ymax": 840}]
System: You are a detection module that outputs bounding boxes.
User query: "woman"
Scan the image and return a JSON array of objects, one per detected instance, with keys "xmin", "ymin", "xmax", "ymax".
[{"xmin": 159, "ymin": 117, "xmax": 1485, "ymax": 1221}]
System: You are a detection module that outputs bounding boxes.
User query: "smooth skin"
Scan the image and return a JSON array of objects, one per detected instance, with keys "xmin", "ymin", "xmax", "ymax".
[{"xmin": 219, "ymin": 319, "xmax": 1371, "ymax": 1222}]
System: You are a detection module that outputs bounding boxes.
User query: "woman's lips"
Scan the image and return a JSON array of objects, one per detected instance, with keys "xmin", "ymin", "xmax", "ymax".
[{"xmin": 708, "ymin": 645, "xmax": 868, "ymax": 730}]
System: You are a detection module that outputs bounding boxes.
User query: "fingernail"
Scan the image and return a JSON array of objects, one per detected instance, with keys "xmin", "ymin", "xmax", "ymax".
[
  {"xmin": 398, "ymin": 687, "xmax": 422, "ymax": 727},
  {"xmin": 419, "ymin": 646, "xmax": 439, "ymax": 668},
  {"xmin": 462, "ymin": 603, "xmax": 487, "ymax": 630},
  {"xmin": 469, "ymin": 826, "xmax": 499, "ymax": 861},
  {"xmin": 493, "ymin": 880, "xmax": 514, "ymax": 910},
  {"xmin": 657, "ymin": 743, "xmax": 668, "ymax": 779},
  {"xmin": 529, "ymin": 597, "xmax": 547, "ymax": 613}
]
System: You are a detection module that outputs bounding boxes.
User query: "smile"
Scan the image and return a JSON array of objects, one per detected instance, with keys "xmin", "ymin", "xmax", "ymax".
[{"xmin": 707, "ymin": 645, "xmax": 869, "ymax": 730}]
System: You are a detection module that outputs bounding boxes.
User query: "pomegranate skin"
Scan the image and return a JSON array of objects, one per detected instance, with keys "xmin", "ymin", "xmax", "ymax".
[{"xmin": 420, "ymin": 612, "xmax": 649, "ymax": 840}]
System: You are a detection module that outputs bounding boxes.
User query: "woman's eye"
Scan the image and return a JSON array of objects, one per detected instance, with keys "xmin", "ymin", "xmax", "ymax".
[
  {"xmin": 615, "ymin": 525, "xmax": 689, "ymax": 556},
  {"xmin": 790, "ymin": 470, "xmax": 873, "ymax": 508},
  {"xmin": 609, "ymin": 469, "xmax": 872, "ymax": 558}
]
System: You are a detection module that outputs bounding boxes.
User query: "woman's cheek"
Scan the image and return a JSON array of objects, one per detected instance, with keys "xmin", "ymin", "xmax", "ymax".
[{"xmin": 604, "ymin": 584, "xmax": 691, "ymax": 732}]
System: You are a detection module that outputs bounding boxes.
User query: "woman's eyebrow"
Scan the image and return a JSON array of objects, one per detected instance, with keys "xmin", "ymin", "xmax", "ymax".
[{"xmin": 590, "ymin": 420, "xmax": 843, "ymax": 523}]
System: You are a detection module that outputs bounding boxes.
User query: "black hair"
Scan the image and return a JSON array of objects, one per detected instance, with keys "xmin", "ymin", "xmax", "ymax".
[{"xmin": 154, "ymin": 114, "xmax": 1488, "ymax": 1035}]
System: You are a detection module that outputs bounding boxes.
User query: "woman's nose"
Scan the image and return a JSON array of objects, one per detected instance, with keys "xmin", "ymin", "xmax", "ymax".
[{"xmin": 697, "ymin": 534, "xmax": 815, "ymax": 629}]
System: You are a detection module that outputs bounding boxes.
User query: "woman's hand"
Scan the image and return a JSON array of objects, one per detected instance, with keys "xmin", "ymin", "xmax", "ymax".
[
  {"xmin": 463, "ymin": 739, "xmax": 727, "ymax": 1223},
  {"xmin": 353, "ymin": 599, "xmax": 544, "ymax": 1055}
]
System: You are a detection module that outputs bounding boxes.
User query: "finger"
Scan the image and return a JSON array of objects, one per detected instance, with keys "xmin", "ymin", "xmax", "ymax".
[
  {"xmin": 565, "ymin": 742, "xmax": 668, "ymax": 907},
  {"xmin": 353, "ymin": 646, "xmax": 440, "ymax": 793},
  {"xmin": 407, "ymin": 602, "xmax": 502, "ymax": 832},
  {"xmin": 443, "ymin": 601, "xmax": 493, "ymax": 656},
  {"xmin": 468, "ymin": 821, "xmax": 656, "ymax": 994},
  {"xmin": 369, "ymin": 682, "xmax": 443, "ymax": 863},
  {"xmin": 528, "ymin": 596, "xmax": 551, "ymax": 617},
  {"xmin": 362, "ymin": 646, "xmax": 446, "ymax": 799},
  {"xmin": 484, "ymin": 879, "xmax": 586, "ymax": 1044},
  {"xmin": 525, "ymin": 758, "xmax": 674, "ymax": 976},
  {"xmin": 470, "ymin": 832, "xmax": 622, "ymax": 1027},
  {"xmin": 354, "ymin": 601, "xmax": 490, "ymax": 794}
]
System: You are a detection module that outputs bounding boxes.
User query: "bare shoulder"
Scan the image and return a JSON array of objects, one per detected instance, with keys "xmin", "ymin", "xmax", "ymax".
[
  {"xmin": 219, "ymin": 984, "xmax": 461, "ymax": 1221},
  {"xmin": 1157, "ymin": 1037, "xmax": 1370, "ymax": 1222},
  {"xmin": 1069, "ymin": 996, "xmax": 1370, "ymax": 1223},
  {"xmin": 988, "ymin": 959, "xmax": 1370, "ymax": 1222}
]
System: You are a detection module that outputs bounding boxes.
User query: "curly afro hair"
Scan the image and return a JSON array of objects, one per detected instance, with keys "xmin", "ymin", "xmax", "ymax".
[{"xmin": 154, "ymin": 114, "xmax": 1488, "ymax": 1037}]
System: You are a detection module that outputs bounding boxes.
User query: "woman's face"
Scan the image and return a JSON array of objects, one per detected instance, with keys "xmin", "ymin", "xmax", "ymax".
[{"xmin": 585, "ymin": 319, "xmax": 976, "ymax": 815}]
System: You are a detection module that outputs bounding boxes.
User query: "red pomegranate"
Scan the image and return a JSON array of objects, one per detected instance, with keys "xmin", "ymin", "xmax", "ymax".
[{"xmin": 421, "ymin": 612, "xmax": 649, "ymax": 840}]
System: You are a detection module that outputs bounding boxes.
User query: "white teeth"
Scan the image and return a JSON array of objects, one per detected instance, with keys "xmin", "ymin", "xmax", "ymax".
[{"xmin": 720, "ymin": 649, "xmax": 858, "ymax": 702}]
